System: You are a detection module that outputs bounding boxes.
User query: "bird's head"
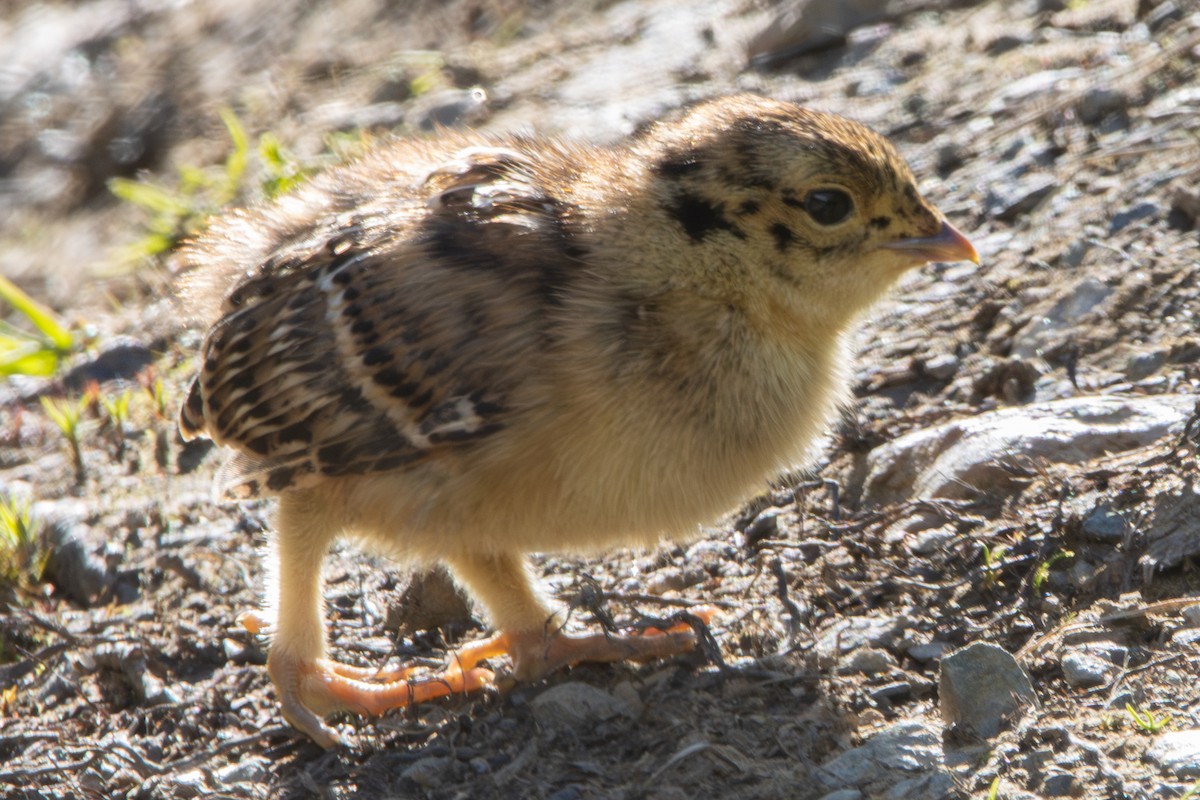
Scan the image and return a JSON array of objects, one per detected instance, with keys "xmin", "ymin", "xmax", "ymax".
[{"xmin": 635, "ymin": 95, "xmax": 978, "ymax": 336}]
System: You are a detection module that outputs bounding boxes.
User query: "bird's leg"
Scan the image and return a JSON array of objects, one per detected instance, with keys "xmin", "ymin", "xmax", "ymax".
[
  {"xmin": 246, "ymin": 492, "xmax": 498, "ymax": 748},
  {"xmin": 448, "ymin": 552, "xmax": 714, "ymax": 684},
  {"xmin": 254, "ymin": 528, "xmax": 708, "ymax": 748}
]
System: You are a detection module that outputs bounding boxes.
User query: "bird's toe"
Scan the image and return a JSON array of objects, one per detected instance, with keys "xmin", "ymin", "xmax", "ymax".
[
  {"xmin": 265, "ymin": 650, "xmax": 500, "ymax": 748},
  {"xmin": 506, "ymin": 605, "xmax": 719, "ymax": 681}
]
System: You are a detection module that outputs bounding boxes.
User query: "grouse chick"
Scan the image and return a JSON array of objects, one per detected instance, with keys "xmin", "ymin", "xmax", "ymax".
[{"xmin": 178, "ymin": 94, "xmax": 978, "ymax": 747}]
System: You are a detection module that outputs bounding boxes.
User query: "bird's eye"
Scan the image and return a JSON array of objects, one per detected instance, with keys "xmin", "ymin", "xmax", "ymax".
[{"xmin": 803, "ymin": 189, "xmax": 854, "ymax": 226}]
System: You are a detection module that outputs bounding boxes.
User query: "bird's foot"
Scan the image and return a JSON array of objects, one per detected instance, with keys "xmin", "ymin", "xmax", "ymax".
[
  {"xmin": 243, "ymin": 612, "xmax": 503, "ymax": 749},
  {"xmin": 241, "ymin": 607, "xmax": 716, "ymax": 748},
  {"xmin": 505, "ymin": 605, "xmax": 719, "ymax": 681}
]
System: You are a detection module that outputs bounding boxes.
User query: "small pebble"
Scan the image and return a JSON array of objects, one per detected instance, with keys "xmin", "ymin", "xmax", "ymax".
[
  {"xmin": 921, "ymin": 353, "xmax": 960, "ymax": 381},
  {"xmin": 907, "ymin": 641, "xmax": 951, "ymax": 663},
  {"xmin": 1125, "ymin": 351, "xmax": 1167, "ymax": 381},
  {"xmin": 1082, "ymin": 507, "xmax": 1127, "ymax": 542},
  {"xmin": 988, "ymin": 173, "xmax": 1057, "ymax": 221},
  {"xmin": 1041, "ymin": 770, "xmax": 1079, "ymax": 797},
  {"xmin": 215, "ymin": 758, "xmax": 268, "ymax": 784},
  {"xmin": 402, "ymin": 756, "xmax": 455, "ymax": 789},
  {"xmin": 1068, "ymin": 560, "xmax": 1097, "ymax": 590},
  {"xmin": 1078, "ymin": 87, "xmax": 1125, "ymax": 124},
  {"xmin": 742, "ymin": 507, "xmax": 782, "ymax": 547},
  {"xmin": 838, "ymin": 647, "xmax": 896, "ymax": 675},
  {"xmin": 910, "ymin": 525, "xmax": 955, "ymax": 556},
  {"xmin": 1061, "ymin": 651, "xmax": 1113, "ymax": 688}
]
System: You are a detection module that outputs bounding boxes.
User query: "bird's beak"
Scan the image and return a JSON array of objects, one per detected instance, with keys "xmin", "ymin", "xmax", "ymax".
[{"xmin": 882, "ymin": 219, "xmax": 979, "ymax": 265}]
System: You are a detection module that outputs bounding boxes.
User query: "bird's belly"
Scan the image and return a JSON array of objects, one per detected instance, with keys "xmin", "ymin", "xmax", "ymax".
[{"xmin": 342, "ymin": 376, "xmax": 832, "ymax": 560}]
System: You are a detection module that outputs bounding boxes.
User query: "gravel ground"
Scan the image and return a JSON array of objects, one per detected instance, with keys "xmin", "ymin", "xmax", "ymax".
[{"xmin": 2, "ymin": 1, "xmax": 1200, "ymax": 798}]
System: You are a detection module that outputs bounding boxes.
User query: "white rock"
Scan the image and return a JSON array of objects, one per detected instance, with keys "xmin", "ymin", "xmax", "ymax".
[
  {"xmin": 910, "ymin": 526, "xmax": 956, "ymax": 556},
  {"xmin": 1146, "ymin": 729, "xmax": 1200, "ymax": 779},
  {"xmin": 215, "ymin": 757, "xmax": 269, "ymax": 784},
  {"xmin": 989, "ymin": 68, "xmax": 1083, "ymax": 110},
  {"xmin": 863, "ymin": 395, "xmax": 1195, "ymax": 505}
]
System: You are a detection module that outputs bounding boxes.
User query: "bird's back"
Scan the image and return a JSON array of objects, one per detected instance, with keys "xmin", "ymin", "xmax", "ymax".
[{"xmin": 178, "ymin": 135, "xmax": 594, "ymax": 500}]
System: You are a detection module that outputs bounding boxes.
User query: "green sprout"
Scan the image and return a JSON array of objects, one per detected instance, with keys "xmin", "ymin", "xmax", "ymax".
[
  {"xmin": 1126, "ymin": 702, "xmax": 1171, "ymax": 734},
  {"xmin": 0, "ymin": 275, "xmax": 74, "ymax": 377},
  {"xmin": 101, "ymin": 388, "xmax": 132, "ymax": 429},
  {"xmin": 145, "ymin": 377, "xmax": 169, "ymax": 421},
  {"xmin": 393, "ymin": 50, "xmax": 447, "ymax": 96},
  {"xmin": 101, "ymin": 388, "xmax": 134, "ymax": 459},
  {"xmin": 984, "ymin": 776, "xmax": 1001, "ymax": 800},
  {"xmin": 40, "ymin": 395, "xmax": 89, "ymax": 484},
  {"xmin": 110, "ymin": 109, "xmax": 360, "ymax": 263},
  {"xmin": 981, "ymin": 543, "xmax": 1008, "ymax": 590},
  {"xmin": 0, "ymin": 495, "xmax": 47, "ymax": 590},
  {"xmin": 259, "ymin": 133, "xmax": 312, "ymax": 199},
  {"xmin": 1032, "ymin": 549, "xmax": 1075, "ymax": 593},
  {"xmin": 109, "ymin": 108, "xmax": 250, "ymax": 261},
  {"xmin": 140, "ymin": 376, "xmax": 172, "ymax": 469}
]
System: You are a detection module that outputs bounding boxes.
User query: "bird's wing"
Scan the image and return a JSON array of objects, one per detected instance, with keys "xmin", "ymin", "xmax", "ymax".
[{"xmin": 179, "ymin": 142, "xmax": 577, "ymax": 498}]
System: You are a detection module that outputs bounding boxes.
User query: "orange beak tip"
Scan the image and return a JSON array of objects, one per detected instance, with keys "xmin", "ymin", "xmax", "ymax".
[{"xmin": 883, "ymin": 220, "xmax": 979, "ymax": 266}]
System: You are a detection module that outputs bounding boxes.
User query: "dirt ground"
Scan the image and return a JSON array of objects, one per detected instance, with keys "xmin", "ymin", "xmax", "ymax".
[{"xmin": 2, "ymin": 0, "xmax": 1200, "ymax": 798}]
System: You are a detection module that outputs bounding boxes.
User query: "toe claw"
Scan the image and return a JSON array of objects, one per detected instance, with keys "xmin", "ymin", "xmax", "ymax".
[
  {"xmin": 279, "ymin": 689, "xmax": 344, "ymax": 749},
  {"xmin": 267, "ymin": 651, "xmax": 503, "ymax": 746}
]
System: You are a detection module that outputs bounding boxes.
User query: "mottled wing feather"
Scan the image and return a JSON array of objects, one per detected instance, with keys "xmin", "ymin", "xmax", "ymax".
[{"xmin": 180, "ymin": 140, "xmax": 568, "ymax": 499}]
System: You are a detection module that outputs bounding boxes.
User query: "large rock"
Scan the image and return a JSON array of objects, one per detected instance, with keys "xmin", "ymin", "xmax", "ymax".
[
  {"xmin": 939, "ymin": 642, "xmax": 1037, "ymax": 738},
  {"xmin": 1140, "ymin": 486, "xmax": 1200, "ymax": 577},
  {"xmin": 863, "ymin": 395, "xmax": 1194, "ymax": 506}
]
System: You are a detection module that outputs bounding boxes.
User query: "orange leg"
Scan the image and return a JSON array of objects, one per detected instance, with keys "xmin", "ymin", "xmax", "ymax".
[
  {"xmin": 246, "ymin": 604, "xmax": 716, "ymax": 748},
  {"xmin": 257, "ymin": 500, "xmax": 717, "ymax": 749}
]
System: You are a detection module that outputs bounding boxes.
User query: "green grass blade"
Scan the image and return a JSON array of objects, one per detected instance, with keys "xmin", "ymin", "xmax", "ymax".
[
  {"xmin": 0, "ymin": 275, "xmax": 72, "ymax": 351},
  {"xmin": 0, "ymin": 347, "xmax": 59, "ymax": 376},
  {"xmin": 108, "ymin": 177, "xmax": 191, "ymax": 216},
  {"xmin": 218, "ymin": 108, "xmax": 249, "ymax": 203}
]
